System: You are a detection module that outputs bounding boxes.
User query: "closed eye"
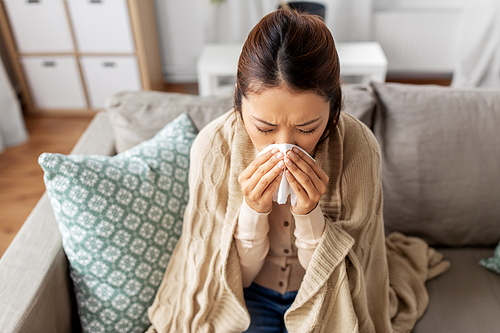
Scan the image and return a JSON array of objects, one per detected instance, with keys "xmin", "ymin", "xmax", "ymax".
[
  {"xmin": 297, "ymin": 127, "xmax": 317, "ymax": 135},
  {"xmin": 256, "ymin": 126, "xmax": 276, "ymax": 135}
]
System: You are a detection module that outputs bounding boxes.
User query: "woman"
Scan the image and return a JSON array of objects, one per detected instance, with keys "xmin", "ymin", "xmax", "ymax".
[{"xmin": 147, "ymin": 10, "xmax": 448, "ymax": 333}]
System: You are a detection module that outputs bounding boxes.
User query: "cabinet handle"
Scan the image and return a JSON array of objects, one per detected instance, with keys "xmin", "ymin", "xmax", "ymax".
[
  {"xmin": 27, "ymin": 0, "xmax": 40, "ymax": 3},
  {"xmin": 43, "ymin": 61, "xmax": 56, "ymax": 67},
  {"xmin": 90, "ymin": 0, "xmax": 102, "ymax": 3},
  {"xmin": 103, "ymin": 62, "xmax": 115, "ymax": 68}
]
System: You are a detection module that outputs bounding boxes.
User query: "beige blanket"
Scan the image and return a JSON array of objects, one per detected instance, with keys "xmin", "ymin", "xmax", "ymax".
[{"xmin": 147, "ymin": 110, "xmax": 450, "ymax": 333}]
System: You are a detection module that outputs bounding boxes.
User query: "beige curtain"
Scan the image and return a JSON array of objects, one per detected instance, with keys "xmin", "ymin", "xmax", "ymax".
[
  {"xmin": 202, "ymin": 0, "xmax": 374, "ymax": 43},
  {"xmin": 0, "ymin": 57, "xmax": 28, "ymax": 153},
  {"xmin": 452, "ymin": 0, "xmax": 500, "ymax": 88}
]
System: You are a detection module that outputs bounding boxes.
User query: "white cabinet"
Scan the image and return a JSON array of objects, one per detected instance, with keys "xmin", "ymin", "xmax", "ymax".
[
  {"xmin": 80, "ymin": 56, "xmax": 141, "ymax": 109},
  {"xmin": 21, "ymin": 56, "xmax": 86, "ymax": 109},
  {"xmin": 0, "ymin": 0, "xmax": 163, "ymax": 114},
  {"xmin": 2, "ymin": 0, "xmax": 73, "ymax": 53},
  {"xmin": 67, "ymin": 0, "xmax": 135, "ymax": 53}
]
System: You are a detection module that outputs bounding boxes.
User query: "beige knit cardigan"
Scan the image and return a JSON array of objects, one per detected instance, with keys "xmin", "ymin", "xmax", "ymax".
[{"xmin": 147, "ymin": 110, "xmax": 450, "ymax": 333}]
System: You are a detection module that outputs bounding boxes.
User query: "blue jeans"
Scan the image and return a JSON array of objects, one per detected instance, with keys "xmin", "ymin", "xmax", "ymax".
[{"xmin": 243, "ymin": 283, "xmax": 298, "ymax": 333}]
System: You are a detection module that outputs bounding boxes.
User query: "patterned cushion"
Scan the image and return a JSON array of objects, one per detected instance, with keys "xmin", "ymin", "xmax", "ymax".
[
  {"xmin": 479, "ymin": 242, "xmax": 500, "ymax": 274},
  {"xmin": 39, "ymin": 113, "xmax": 197, "ymax": 333}
]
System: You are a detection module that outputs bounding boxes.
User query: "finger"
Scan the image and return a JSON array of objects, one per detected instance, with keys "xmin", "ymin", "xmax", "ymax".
[
  {"xmin": 239, "ymin": 149, "xmax": 282, "ymax": 195},
  {"xmin": 291, "ymin": 147, "xmax": 329, "ymax": 185},
  {"xmin": 261, "ymin": 170, "xmax": 283, "ymax": 201},
  {"xmin": 251, "ymin": 159, "xmax": 285, "ymax": 197},
  {"xmin": 239, "ymin": 148, "xmax": 280, "ymax": 182},
  {"xmin": 245, "ymin": 150, "xmax": 284, "ymax": 191},
  {"xmin": 285, "ymin": 169, "xmax": 318, "ymax": 213},
  {"xmin": 293, "ymin": 147, "xmax": 329, "ymax": 184},
  {"xmin": 284, "ymin": 156, "xmax": 319, "ymax": 198},
  {"xmin": 287, "ymin": 148, "xmax": 329, "ymax": 190}
]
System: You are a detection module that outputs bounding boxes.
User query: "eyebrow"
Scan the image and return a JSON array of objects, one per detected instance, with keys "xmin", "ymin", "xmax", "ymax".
[{"xmin": 252, "ymin": 116, "xmax": 323, "ymax": 127}]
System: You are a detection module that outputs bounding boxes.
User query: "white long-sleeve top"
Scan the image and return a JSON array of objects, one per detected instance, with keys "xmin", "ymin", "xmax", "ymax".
[{"xmin": 234, "ymin": 198, "xmax": 325, "ymax": 294}]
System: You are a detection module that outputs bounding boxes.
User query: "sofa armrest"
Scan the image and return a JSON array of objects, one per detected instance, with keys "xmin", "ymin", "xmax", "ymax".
[
  {"xmin": 0, "ymin": 111, "xmax": 115, "ymax": 333},
  {"xmin": 70, "ymin": 111, "xmax": 116, "ymax": 156},
  {"xmin": 0, "ymin": 194, "xmax": 77, "ymax": 333}
]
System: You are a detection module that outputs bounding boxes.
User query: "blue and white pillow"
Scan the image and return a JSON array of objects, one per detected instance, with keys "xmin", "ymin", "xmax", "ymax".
[
  {"xmin": 39, "ymin": 113, "xmax": 197, "ymax": 333},
  {"xmin": 479, "ymin": 242, "xmax": 500, "ymax": 275}
]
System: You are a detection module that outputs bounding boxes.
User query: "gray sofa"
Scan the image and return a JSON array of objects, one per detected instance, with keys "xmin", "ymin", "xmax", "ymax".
[{"xmin": 1, "ymin": 83, "xmax": 499, "ymax": 333}]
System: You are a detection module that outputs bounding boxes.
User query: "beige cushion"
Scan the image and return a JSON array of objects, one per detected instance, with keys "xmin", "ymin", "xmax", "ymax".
[
  {"xmin": 372, "ymin": 83, "xmax": 500, "ymax": 246},
  {"xmin": 105, "ymin": 91, "xmax": 233, "ymax": 153},
  {"xmin": 342, "ymin": 83, "xmax": 377, "ymax": 128}
]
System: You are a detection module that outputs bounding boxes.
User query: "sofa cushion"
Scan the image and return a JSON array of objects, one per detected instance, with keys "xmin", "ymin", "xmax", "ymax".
[
  {"xmin": 372, "ymin": 82, "xmax": 500, "ymax": 246},
  {"xmin": 413, "ymin": 247, "xmax": 500, "ymax": 333},
  {"xmin": 342, "ymin": 83, "xmax": 377, "ymax": 129},
  {"xmin": 39, "ymin": 113, "xmax": 197, "ymax": 333},
  {"xmin": 105, "ymin": 91, "xmax": 232, "ymax": 153}
]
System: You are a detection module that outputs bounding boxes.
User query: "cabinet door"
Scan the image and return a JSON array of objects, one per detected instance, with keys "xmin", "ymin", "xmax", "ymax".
[
  {"xmin": 2, "ymin": 0, "xmax": 74, "ymax": 53},
  {"xmin": 80, "ymin": 56, "xmax": 141, "ymax": 109},
  {"xmin": 20, "ymin": 56, "xmax": 87, "ymax": 109},
  {"xmin": 66, "ymin": 0, "xmax": 135, "ymax": 53}
]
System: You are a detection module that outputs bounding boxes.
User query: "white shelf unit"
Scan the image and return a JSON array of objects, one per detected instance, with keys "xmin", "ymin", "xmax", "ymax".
[{"xmin": 0, "ymin": 0, "xmax": 163, "ymax": 114}]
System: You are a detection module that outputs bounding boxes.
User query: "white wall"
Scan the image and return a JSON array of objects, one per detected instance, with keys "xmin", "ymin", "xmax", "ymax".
[
  {"xmin": 373, "ymin": 0, "xmax": 466, "ymax": 73},
  {"xmin": 154, "ymin": 0, "xmax": 204, "ymax": 82},
  {"xmin": 374, "ymin": 12, "xmax": 460, "ymax": 73},
  {"xmin": 154, "ymin": 0, "xmax": 469, "ymax": 82},
  {"xmin": 153, "ymin": 0, "xmax": 278, "ymax": 82},
  {"xmin": 374, "ymin": 0, "xmax": 466, "ymax": 10}
]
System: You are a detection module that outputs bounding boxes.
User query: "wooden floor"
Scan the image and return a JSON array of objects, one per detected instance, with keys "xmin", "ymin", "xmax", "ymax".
[
  {"xmin": 0, "ymin": 79, "xmax": 449, "ymax": 259},
  {"xmin": 0, "ymin": 115, "xmax": 94, "ymax": 257}
]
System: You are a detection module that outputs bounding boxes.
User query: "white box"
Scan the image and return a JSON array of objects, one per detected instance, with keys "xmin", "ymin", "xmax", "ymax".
[
  {"xmin": 80, "ymin": 56, "xmax": 142, "ymax": 109},
  {"xmin": 197, "ymin": 42, "xmax": 388, "ymax": 96},
  {"xmin": 66, "ymin": 0, "xmax": 135, "ymax": 53},
  {"xmin": 20, "ymin": 56, "xmax": 87, "ymax": 109},
  {"xmin": 2, "ymin": 0, "xmax": 74, "ymax": 53},
  {"xmin": 336, "ymin": 42, "xmax": 388, "ymax": 83}
]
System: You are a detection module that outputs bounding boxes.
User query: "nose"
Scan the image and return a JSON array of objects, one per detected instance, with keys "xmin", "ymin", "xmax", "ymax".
[{"xmin": 275, "ymin": 129, "xmax": 295, "ymax": 145}]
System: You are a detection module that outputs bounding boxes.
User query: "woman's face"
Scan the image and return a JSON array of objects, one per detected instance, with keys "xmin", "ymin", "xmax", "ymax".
[{"xmin": 241, "ymin": 86, "xmax": 330, "ymax": 154}]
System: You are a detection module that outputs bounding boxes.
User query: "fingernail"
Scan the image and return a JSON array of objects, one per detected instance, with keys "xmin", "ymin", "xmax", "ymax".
[
  {"xmin": 276, "ymin": 152, "xmax": 283, "ymax": 159},
  {"xmin": 293, "ymin": 147, "xmax": 300, "ymax": 154},
  {"xmin": 277, "ymin": 161, "xmax": 284, "ymax": 168},
  {"xmin": 285, "ymin": 158, "xmax": 292, "ymax": 166},
  {"xmin": 288, "ymin": 151, "xmax": 295, "ymax": 158},
  {"xmin": 271, "ymin": 148, "xmax": 279, "ymax": 154}
]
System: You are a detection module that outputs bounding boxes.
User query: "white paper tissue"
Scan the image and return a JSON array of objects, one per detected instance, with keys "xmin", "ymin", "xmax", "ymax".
[{"xmin": 257, "ymin": 143, "xmax": 314, "ymax": 206}]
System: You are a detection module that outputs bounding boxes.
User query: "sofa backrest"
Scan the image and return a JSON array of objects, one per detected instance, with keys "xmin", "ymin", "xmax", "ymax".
[{"xmin": 105, "ymin": 83, "xmax": 500, "ymax": 247}]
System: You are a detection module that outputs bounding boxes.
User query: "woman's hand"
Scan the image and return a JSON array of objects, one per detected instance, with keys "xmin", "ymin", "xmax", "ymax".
[
  {"xmin": 238, "ymin": 148, "xmax": 285, "ymax": 213},
  {"xmin": 284, "ymin": 147, "xmax": 329, "ymax": 215}
]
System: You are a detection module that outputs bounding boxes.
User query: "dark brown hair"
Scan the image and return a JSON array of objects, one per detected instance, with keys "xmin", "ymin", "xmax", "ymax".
[{"xmin": 234, "ymin": 9, "xmax": 342, "ymax": 142}]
